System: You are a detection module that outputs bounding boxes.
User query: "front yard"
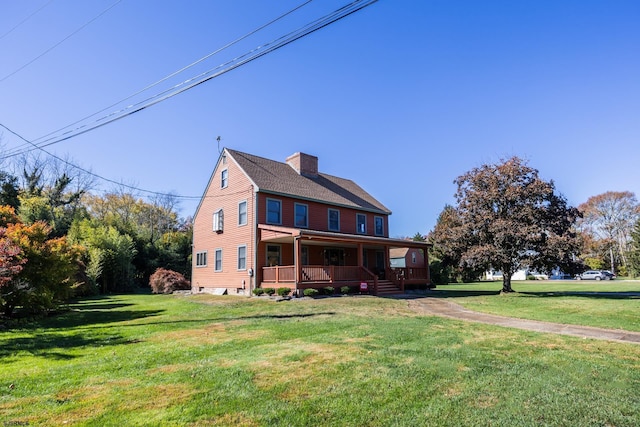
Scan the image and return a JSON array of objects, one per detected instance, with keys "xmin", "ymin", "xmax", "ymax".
[{"xmin": 1, "ymin": 288, "xmax": 639, "ymax": 426}]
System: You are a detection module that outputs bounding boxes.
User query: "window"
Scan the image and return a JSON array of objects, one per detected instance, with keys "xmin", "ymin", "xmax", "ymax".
[
  {"xmin": 328, "ymin": 208, "xmax": 340, "ymax": 231},
  {"xmin": 266, "ymin": 198, "xmax": 281, "ymax": 224},
  {"xmin": 214, "ymin": 249, "xmax": 223, "ymax": 271},
  {"xmin": 237, "ymin": 245, "xmax": 247, "ymax": 270},
  {"xmin": 374, "ymin": 216, "xmax": 384, "ymax": 236},
  {"xmin": 213, "ymin": 209, "xmax": 224, "ymax": 233},
  {"xmin": 294, "ymin": 203, "xmax": 308, "ymax": 228},
  {"xmin": 301, "ymin": 246, "xmax": 309, "ymax": 265},
  {"xmin": 221, "ymin": 169, "xmax": 228, "ymax": 188},
  {"xmin": 195, "ymin": 251, "xmax": 207, "ymax": 267},
  {"xmin": 266, "ymin": 244, "xmax": 281, "ymax": 266},
  {"xmin": 411, "ymin": 251, "xmax": 417, "ymax": 264},
  {"xmin": 356, "ymin": 213, "xmax": 366, "ymax": 234},
  {"xmin": 238, "ymin": 201, "xmax": 247, "ymax": 226}
]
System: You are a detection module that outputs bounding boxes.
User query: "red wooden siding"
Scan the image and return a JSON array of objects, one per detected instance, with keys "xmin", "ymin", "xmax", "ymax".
[
  {"xmin": 256, "ymin": 193, "xmax": 388, "ymax": 237},
  {"xmin": 191, "ymin": 156, "xmax": 255, "ymax": 293}
]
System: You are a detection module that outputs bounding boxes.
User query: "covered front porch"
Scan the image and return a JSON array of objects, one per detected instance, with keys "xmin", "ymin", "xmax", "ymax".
[{"xmin": 257, "ymin": 225, "xmax": 432, "ymax": 296}]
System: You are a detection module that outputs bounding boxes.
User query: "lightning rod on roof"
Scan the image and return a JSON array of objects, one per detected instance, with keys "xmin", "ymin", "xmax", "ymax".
[{"xmin": 217, "ymin": 136, "xmax": 222, "ymax": 154}]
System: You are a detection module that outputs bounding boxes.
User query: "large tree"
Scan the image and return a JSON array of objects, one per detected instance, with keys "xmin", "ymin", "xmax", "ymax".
[
  {"xmin": 436, "ymin": 157, "xmax": 581, "ymax": 293},
  {"xmin": 578, "ymin": 191, "xmax": 640, "ymax": 273}
]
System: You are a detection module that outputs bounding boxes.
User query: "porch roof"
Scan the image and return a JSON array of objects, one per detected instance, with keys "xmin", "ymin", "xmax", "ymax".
[{"xmin": 258, "ymin": 224, "xmax": 432, "ymax": 249}]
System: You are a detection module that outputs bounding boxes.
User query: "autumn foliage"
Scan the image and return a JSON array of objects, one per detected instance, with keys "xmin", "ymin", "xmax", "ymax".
[
  {"xmin": 149, "ymin": 268, "xmax": 190, "ymax": 294},
  {"xmin": 0, "ymin": 206, "xmax": 85, "ymax": 317},
  {"xmin": 431, "ymin": 157, "xmax": 581, "ymax": 292}
]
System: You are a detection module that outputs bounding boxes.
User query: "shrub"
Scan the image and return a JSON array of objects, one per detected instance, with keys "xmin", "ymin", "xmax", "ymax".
[
  {"xmin": 277, "ymin": 287, "xmax": 290, "ymax": 297},
  {"xmin": 149, "ymin": 268, "xmax": 190, "ymax": 294},
  {"xmin": 527, "ymin": 275, "xmax": 536, "ymax": 280},
  {"xmin": 303, "ymin": 288, "xmax": 319, "ymax": 297},
  {"xmin": 340, "ymin": 286, "xmax": 351, "ymax": 295},
  {"xmin": 253, "ymin": 288, "xmax": 265, "ymax": 296},
  {"xmin": 264, "ymin": 287, "xmax": 276, "ymax": 296},
  {"xmin": 323, "ymin": 286, "xmax": 335, "ymax": 295}
]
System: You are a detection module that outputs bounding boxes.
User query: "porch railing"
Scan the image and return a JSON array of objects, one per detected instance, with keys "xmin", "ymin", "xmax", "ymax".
[
  {"xmin": 300, "ymin": 265, "xmax": 363, "ymax": 282},
  {"xmin": 262, "ymin": 266, "xmax": 295, "ymax": 283},
  {"xmin": 263, "ymin": 265, "xmax": 373, "ymax": 284}
]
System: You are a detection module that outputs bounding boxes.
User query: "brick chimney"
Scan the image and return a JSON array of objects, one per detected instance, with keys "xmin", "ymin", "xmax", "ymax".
[{"xmin": 286, "ymin": 152, "xmax": 318, "ymax": 178}]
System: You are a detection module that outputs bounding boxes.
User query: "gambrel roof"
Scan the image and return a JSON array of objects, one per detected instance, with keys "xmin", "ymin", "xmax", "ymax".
[{"xmin": 226, "ymin": 149, "xmax": 391, "ymax": 214}]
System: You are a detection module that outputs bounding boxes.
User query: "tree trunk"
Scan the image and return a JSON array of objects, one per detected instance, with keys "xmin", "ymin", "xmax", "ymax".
[
  {"xmin": 610, "ymin": 247, "xmax": 615, "ymax": 274},
  {"xmin": 502, "ymin": 274, "xmax": 515, "ymax": 293}
]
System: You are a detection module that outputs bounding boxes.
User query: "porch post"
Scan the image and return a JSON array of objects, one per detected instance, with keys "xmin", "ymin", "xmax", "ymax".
[
  {"xmin": 357, "ymin": 243, "xmax": 363, "ymax": 279},
  {"xmin": 425, "ymin": 247, "xmax": 431, "ymax": 286},
  {"xmin": 294, "ymin": 237, "xmax": 301, "ymax": 288}
]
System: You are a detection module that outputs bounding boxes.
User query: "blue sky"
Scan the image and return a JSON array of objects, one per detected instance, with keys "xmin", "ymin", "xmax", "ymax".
[{"xmin": 1, "ymin": 0, "xmax": 638, "ymax": 238}]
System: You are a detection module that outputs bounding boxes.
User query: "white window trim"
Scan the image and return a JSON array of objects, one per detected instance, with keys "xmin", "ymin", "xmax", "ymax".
[
  {"xmin": 221, "ymin": 169, "xmax": 228, "ymax": 189},
  {"xmin": 294, "ymin": 202, "xmax": 309, "ymax": 228},
  {"xmin": 213, "ymin": 209, "xmax": 223, "ymax": 233},
  {"xmin": 374, "ymin": 216, "xmax": 384, "ymax": 236},
  {"xmin": 266, "ymin": 198, "xmax": 282, "ymax": 225},
  {"xmin": 237, "ymin": 245, "xmax": 247, "ymax": 271},
  {"xmin": 195, "ymin": 251, "xmax": 207, "ymax": 267},
  {"xmin": 356, "ymin": 213, "xmax": 367, "ymax": 234},
  {"xmin": 214, "ymin": 248, "xmax": 223, "ymax": 272},
  {"xmin": 328, "ymin": 208, "xmax": 340, "ymax": 232},
  {"xmin": 238, "ymin": 200, "xmax": 248, "ymax": 226}
]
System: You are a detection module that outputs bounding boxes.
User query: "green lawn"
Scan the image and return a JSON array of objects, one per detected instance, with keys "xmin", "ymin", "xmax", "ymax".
[
  {"xmin": 434, "ymin": 280, "xmax": 640, "ymax": 331},
  {"xmin": 1, "ymin": 292, "xmax": 639, "ymax": 426}
]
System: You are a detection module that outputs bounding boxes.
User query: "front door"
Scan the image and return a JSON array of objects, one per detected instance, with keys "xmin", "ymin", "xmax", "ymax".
[
  {"xmin": 324, "ymin": 248, "xmax": 345, "ymax": 266},
  {"xmin": 375, "ymin": 250, "xmax": 385, "ymax": 279}
]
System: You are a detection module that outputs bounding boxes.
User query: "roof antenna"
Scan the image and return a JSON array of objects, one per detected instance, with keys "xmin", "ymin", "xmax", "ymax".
[{"xmin": 217, "ymin": 136, "xmax": 222, "ymax": 154}]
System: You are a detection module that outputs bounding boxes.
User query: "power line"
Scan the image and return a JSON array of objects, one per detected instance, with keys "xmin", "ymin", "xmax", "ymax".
[
  {"xmin": 0, "ymin": 0, "xmax": 379, "ymax": 199},
  {"xmin": 3, "ymin": 0, "xmax": 315, "ymax": 158},
  {"xmin": 3, "ymin": 0, "xmax": 378, "ymax": 158},
  {"xmin": 0, "ymin": 0, "xmax": 122, "ymax": 83},
  {"xmin": 0, "ymin": 0, "xmax": 54, "ymax": 41}
]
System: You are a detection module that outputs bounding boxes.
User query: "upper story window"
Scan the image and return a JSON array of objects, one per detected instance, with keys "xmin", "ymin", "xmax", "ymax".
[
  {"xmin": 238, "ymin": 201, "xmax": 247, "ymax": 226},
  {"xmin": 266, "ymin": 198, "xmax": 281, "ymax": 225},
  {"xmin": 221, "ymin": 169, "xmax": 228, "ymax": 188},
  {"xmin": 356, "ymin": 213, "xmax": 366, "ymax": 234},
  {"xmin": 195, "ymin": 251, "xmax": 207, "ymax": 267},
  {"xmin": 374, "ymin": 216, "xmax": 384, "ymax": 236},
  {"xmin": 213, "ymin": 209, "xmax": 224, "ymax": 233},
  {"xmin": 328, "ymin": 208, "xmax": 340, "ymax": 232},
  {"xmin": 294, "ymin": 203, "xmax": 308, "ymax": 228}
]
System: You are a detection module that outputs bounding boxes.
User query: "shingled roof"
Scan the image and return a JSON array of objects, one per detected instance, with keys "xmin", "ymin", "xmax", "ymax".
[{"xmin": 226, "ymin": 149, "xmax": 391, "ymax": 214}]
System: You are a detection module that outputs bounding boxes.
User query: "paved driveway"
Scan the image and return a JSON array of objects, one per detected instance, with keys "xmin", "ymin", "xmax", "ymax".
[{"xmin": 405, "ymin": 296, "xmax": 640, "ymax": 345}]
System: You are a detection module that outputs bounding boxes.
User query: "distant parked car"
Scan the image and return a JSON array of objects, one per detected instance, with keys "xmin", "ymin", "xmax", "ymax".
[
  {"xmin": 549, "ymin": 273, "xmax": 573, "ymax": 280},
  {"xmin": 576, "ymin": 270, "xmax": 612, "ymax": 281},
  {"xmin": 601, "ymin": 270, "xmax": 616, "ymax": 280}
]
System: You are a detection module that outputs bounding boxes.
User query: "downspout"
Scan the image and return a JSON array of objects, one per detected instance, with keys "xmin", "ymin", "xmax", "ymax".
[
  {"xmin": 294, "ymin": 236, "xmax": 300, "ymax": 297},
  {"xmin": 252, "ymin": 187, "xmax": 258, "ymax": 295}
]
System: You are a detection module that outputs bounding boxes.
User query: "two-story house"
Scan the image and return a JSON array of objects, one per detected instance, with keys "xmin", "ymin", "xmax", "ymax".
[{"xmin": 191, "ymin": 148, "xmax": 431, "ymax": 296}]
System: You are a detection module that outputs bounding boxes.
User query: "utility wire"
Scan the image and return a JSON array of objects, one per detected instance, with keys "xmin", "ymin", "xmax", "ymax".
[
  {"xmin": 0, "ymin": 0, "xmax": 378, "ymax": 198},
  {"xmin": 2, "ymin": 0, "xmax": 377, "ymax": 158},
  {"xmin": 0, "ymin": 0, "xmax": 54, "ymax": 41},
  {"xmin": 3, "ymin": 0, "xmax": 314, "ymax": 157},
  {"xmin": 0, "ymin": 122, "xmax": 200, "ymax": 199},
  {"xmin": 27, "ymin": 0, "xmax": 313, "ymax": 148},
  {"xmin": 0, "ymin": 0, "xmax": 122, "ymax": 83}
]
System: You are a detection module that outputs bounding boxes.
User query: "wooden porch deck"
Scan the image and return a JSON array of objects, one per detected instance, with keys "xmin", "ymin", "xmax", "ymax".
[{"xmin": 261, "ymin": 265, "xmax": 431, "ymax": 295}]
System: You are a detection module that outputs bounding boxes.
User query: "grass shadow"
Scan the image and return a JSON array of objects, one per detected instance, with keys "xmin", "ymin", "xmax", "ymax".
[
  {"xmin": 0, "ymin": 331, "xmax": 139, "ymax": 361},
  {"xmin": 518, "ymin": 291, "xmax": 640, "ymax": 299}
]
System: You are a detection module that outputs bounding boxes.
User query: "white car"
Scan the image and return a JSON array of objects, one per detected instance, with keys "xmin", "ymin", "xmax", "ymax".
[{"xmin": 576, "ymin": 270, "xmax": 611, "ymax": 281}]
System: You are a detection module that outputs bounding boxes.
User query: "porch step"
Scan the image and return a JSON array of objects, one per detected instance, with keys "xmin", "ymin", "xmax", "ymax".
[{"xmin": 374, "ymin": 280, "xmax": 402, "ymax": 296}]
